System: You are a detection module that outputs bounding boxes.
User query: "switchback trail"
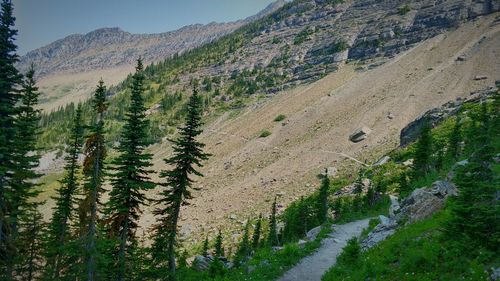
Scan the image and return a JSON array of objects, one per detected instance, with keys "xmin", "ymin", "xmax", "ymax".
[{"xmin": 277, "ymin": 218, "xmax": 371, "ymax": 281}]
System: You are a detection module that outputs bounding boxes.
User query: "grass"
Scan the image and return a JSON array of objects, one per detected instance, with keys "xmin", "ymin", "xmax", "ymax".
[{"xmin": 322, "ymin": 211, "xmax": 496, "ymax": 281}]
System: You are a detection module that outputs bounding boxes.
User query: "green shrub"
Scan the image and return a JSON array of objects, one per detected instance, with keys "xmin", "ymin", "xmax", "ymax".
[
  {"xmin": 274, "ymin": 114, "xmax": 286, "ymax": 122},
  {"xmin": 398, "ymin": 4, "xmax": 411, "ymax": 15},
  {"xmin": 259, "ymin": 130, "xmax": 272, "ymax": 138}
]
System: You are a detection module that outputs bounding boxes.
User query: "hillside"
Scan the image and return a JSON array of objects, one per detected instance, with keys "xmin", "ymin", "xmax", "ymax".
[
  {"xmin": 16, "ymin": 0, "xmax": 286, "ymax": 111},
  {"xmin": 35, "ymin": 8, "xmax": 500, "ymax": 249}
]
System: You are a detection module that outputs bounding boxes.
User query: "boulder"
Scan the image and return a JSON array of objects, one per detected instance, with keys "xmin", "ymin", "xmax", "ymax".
[
  {"xmin": 373, "ymin": 156, "xmax": 391, "ymax": 166},
  {"xmin": 192, "ymin": 255, "xmax": 213, "ymax": 271},
  {"xmin": 361, "ymin": 218, "xmax": 397, "ymax": 250},
  {"xmin": 298, "ymin": 239, "xmax": 307, "ymax": 248},
  {"xmin": 306, "ymin": 225, "xmax": 322, "ymax": 241},
  {"xmin": 395, "ymin": 180, "xmax": 457, "ymax": 224},
  {"xmin": 474, "ymin": 75, "xmax": 488, "ymax": 80},
  {"xmin": 349, "ymin": 126, "xmax": 372, "ymax": 142},
  {"xmin": 323, "ymin": 167, "xmax": 338, "ymax": 177}
]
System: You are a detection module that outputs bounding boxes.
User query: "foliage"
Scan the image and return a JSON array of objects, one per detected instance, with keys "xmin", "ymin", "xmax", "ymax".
[
  {"xmin": 259, "ymin": 130, "xmax": 272, "ymax": 138},
  {"xmin": 273, "ymin": 114, "xmax": 286, "ymax": 122}
]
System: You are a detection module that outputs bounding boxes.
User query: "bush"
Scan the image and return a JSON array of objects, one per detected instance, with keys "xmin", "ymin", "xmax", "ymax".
[
  {"xmin": 398, "ymin": 4, "xmax": 411, "ymax": 15},
  {"xmin": 274, "ymin": 114, "xmax": 286, "ymax": 122},
  {"xmin": 259, "ymin": 130, "xmax": 272, "ymax": 138}
]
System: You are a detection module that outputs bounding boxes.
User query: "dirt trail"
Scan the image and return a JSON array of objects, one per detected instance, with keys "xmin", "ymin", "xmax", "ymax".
[{"xmin": 278, "ymin": 219, "xmax": 371, "ymax": 281}]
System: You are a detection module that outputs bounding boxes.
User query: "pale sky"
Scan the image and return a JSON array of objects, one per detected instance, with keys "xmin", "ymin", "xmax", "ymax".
[{"xmin": 12, "ymin": 0, "xmax": 277, "ymax": 55}]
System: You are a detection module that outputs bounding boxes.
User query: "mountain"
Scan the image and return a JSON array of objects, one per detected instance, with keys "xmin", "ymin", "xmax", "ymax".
[
  {"xmin": 16, "ymin": 0, "xmax": 286, "ymax": 110},
  {"xmin": 36, "ymin": 0, "xmax": 499, "ymax": 244}
]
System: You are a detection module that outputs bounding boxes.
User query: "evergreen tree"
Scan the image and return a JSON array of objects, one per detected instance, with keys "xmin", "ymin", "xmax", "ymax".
[
  {"xmin": 317, "ymin": 173, "xmax": 330, "ymax": 224},
  {"xmin": 82, "ymin": 79, "xmax": 108, "ymax": 281},
  {"xmin": 268, "ymin": 197, "xmax": 279, "ymax": 246},
  {"xmin": 106, "ymin": 59, "xmax": 153, "ymax": 281},
  {"xmin": 14, "ymin": 205, "xmax": 46, "ymax": 281},
  {"xmin": 447, "ymin": 114, "xmax": 462, "ymax": 160},
  {"xmin": 446, "ymin": 103, "xmax": 497, "ymax": 250},
  {"xmin": 214, "ymin": 230, "xmax": 224, "ymax": 258},
  {"xmin": 0, "ymin": 1, "xmax": 23, "ymax": 271},
  {"xmin": 202, "ymin": 235, "xmax": 209, "ymax": 257},
  {"xmin": 413, "ymin": 122, "xmax": 433, "ymax": 176},
  {"xmin": 46, "ymin": 104, "xmax": 84, "ymax": 279},
  {"xmin": 152, "ymin": 86, "xmax": 210, "ymax": 275},
  {"xmin": 252, "ymin": 214, "xmax": 262, "ymax": 249},
  {"xmin": 234, "ymin": 221, "xmax": 251, "ymax": 267},
  {"xmin": 4, "ymin": 64, "xmax": 41, "ymax": 279}
]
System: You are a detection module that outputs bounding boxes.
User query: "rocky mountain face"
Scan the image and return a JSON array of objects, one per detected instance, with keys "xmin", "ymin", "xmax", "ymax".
[
  {"xmin": 186, "ymin": 0, "xmax": 499, "ymax": 92},
  {"xmin": 16, "ymin": 0, "xmax": 286, "ymax": 77}
]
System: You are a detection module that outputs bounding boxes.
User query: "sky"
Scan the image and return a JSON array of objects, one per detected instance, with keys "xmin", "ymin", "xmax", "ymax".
[{"xmin": 13, "ymin": 0, "xmax": 277, "ymax": 55}]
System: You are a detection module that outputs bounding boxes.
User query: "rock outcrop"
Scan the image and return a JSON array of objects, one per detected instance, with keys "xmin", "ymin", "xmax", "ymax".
[
  {"xmin": 400, "ymin": 87, "xmax": 497, "ymax": 146},
  {"xmin": 361, "ymin": 180, "xmax": 457, "ymax": 250}
]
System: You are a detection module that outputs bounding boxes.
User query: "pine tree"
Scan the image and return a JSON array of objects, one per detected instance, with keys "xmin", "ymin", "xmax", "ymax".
[
  {"xmin": 152, "ymin": 86, "xmax": 210, "ymax": 275},
  {"xmin": 106, "ymin": 59, "xmax": 154, "ymax": 281},
  {"xmin": 447, "ymin": 114, "xmax": 462, "ymax": 160},
  {"xmin": 214, "ymin": 230, "xmax": 224, "ymax": 258},
  {"xmin": 14, "ymin": 204, "xmax": 46, "ymax": 281},
  {"xmin": 234, "ymin": 221, "xmax": 251, "ymax": 267},
  {"xmin": 7, "ymin": 64, "xmax": 41, "ymax": 278},
  {"xmin": 252, "ymin": 215, "xmax": 262, "ymax": 250},
  {"xmin": 46, "ymin": 104, "xmax": 84, "ymax": 279},
  {"xmin": 413, "ymin": 122, "xmax": 433, "ymax": 176},
  {"xmin": 446, "ymin": 102, "xmax": 497, "ymax": 251},
  {"xmin": 317, "ymin": 173, "xmax": 330, "ymax": 224},
  {"xmin": 0, "ymin": 0, "xmax": 23, "ymax": 274},
  {"xmin": 82, "ymin": 79, "xmax": 108, "ymax": 281},
  {"xmin": 202, "ymin": 235, "xmax": 209, "ymax": 257},
  {"xmin": 268, "ymin": 197, "xmax": 279, "ymax": 246}
]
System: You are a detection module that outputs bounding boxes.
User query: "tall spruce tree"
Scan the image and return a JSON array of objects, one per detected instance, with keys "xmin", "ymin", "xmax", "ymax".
[
  {"xmin": 447, "ymin": 114, "xmax": 462, "ymax": 160},
  {"xmin": 268, "ymin": 197, "xmax": 279, "ymax": 246},
  {"xmin": 252, "ymin": 215, "xmax": 262, "ymax": 249},
  {"xmin": 0, "ymin": 0, "xmax": 23, "ymax": 275},
  {"xmin": 152, "ymin": 87, "xmax": 210, "ymax": 275},
  {"xmin": 234, "ymin": 221, "xmax": 251, "ymax": 267},
  {"xmin": 413, "ymin": 122, "xmax": 433, "ymax": 176},
  {"xmin": 317, "ymin": 173, "xmax": 330, "ymax": 224},
  {"xmin": 82, "ymin": 80, "xmax": 108, "ymax": 281},
  {"xmin": 6, "ymin": 65, "xmax": 41, "ymax": 278},
  {"xmin": 46, "ymin": 104, "xmax": 84, "ymax": 279},
  {"xmin": 106, "ymin": 60, "xmax": 154, "ymax": 281},
  {"xmin": 214, "ymin": 230, "xmax": 224, "ymax": 258}
]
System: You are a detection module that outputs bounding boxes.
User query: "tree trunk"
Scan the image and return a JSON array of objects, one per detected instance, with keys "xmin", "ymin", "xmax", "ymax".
[
  {"xmin": 117, "ymin": 214, "xmax": 130, "ymax": 281},
  {"xmin": 167, "ymin": 195, "xmax": 182, "ymax": 276}
]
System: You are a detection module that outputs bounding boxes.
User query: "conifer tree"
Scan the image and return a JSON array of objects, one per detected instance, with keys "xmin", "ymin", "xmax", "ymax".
[
  {"xmin": 446, "ymin": 102, "xmax": 497, "ymax": 250},
  {"xmin": 214, "ymin": 230, "xmax": 224, "ymax": 258},
  {"xmin": 268, "ymin": 197, "xmax": 279, "ymax": 246},
  {"xmin": 317, "ymin": 173, "xmax": 330, "ymax": 224},
  {"xmin": 202, "ymin": 235, "xmax": 209, "ymax": 257},
  {"xmin": 152, "ymin": 86, "xmax": 210, "ymax": 275},
  {"xmin": 413, "ymin": 122, "xmax": 433, "ymax": 176},
  {"xmin": 82, "ymin": 79, "xmax": 108, "ymax": 281},
  {"xmin": 6, "ymin": 65, "xmax": 41, "ymax": 278},
  {"xmin": 0, "ymin": 0, "xmax": 23, "ymax": 273},
  {"xmin": 106, "ymin": 60, "xmax": 154, "ymax": 281},
  {"xmin": 252, "ymin": 215, "xmax": 262, "ymax": 249},
  {"xmin": 447, "ymin": 114, "xmax": 462, "ymax": 160},
  {"xmin": 15, "ymin": 205, "xmax": 46, "ymax": 281},
  {"xmin": 234, "ymin": 221, "xmax": 251, "ymax": 267},
  {"xmin": 46, "ymin": 104, "xmax": 84, "ymax": 279}
]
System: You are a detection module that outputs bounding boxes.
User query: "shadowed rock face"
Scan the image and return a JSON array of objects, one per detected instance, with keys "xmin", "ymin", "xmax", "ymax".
[{"xmin": 16, "ymin": 0, "xmax": 287, "ymax": 78}]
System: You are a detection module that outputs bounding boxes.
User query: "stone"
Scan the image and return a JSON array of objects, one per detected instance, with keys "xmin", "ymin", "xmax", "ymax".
[
  {"xmin": 306, "ymin": 225, "xmax": 322, "ymax": 241},
  {"xmin": 456, "ymin": 55, "xmax": 466, "ymax": 61},
  {"xmin": 298, "ymin": 239, "xmax": 307, "ymax": 248},
  {"xmin": 246, "ymin": 265, "xmax": 257, "ymax": 273},
  {"xmin": 323, "ymin": 167, "xmax": 338, "ymax": 177},
  {"xmin": 387, "ymin": 112, "xmax": 394, "ymax": 119},
  {"xmin": 395, "ymin": 180, "xmax": 457, "ymax": 224},
  {"xmin": 192, "ymin": 255, "xmax": 213, "ymax": 271},
  {"xmin": 229, "ymin": 214, "xmax": 237, "ymax": 220},
  {"xmin": 474, "ymin": 75, "xmax": 488, "ymax": 80},
  {"xmin": 361, "ymin": 222, "xmax": 397, "ymax": 250},
  {"xmin": 349, "ymin": 126, "xmax": 372, "ymax": 142},
  {"xmin": 272, "ymin": 246, "xmax": 284, "ymax": 252},
  {"xmin": 491, "ymin": 267, "xmax": 500, "ymax": 281},
  {"xmin": 373, "ymin": 156, "xmax": 391, "ymax": 166}
]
